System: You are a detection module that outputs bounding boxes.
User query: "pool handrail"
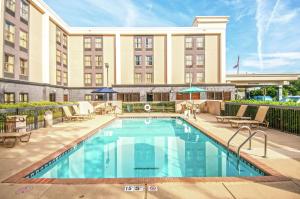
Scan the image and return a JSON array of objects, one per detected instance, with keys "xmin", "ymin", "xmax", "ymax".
[{"xmin": 227, "ymin": 126, "xmax": 252, "ymax": 151}]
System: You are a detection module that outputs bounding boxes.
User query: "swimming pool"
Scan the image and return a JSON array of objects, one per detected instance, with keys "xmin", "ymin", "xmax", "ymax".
[{"xmin": 27, "ymin": 118, "xmax": 264, "ymax": 179}]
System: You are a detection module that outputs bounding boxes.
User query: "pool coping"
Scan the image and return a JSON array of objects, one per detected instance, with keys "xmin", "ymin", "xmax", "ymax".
[{"xmin": 3, "ymin": 115, "xmax": 289, "ymax": 184}]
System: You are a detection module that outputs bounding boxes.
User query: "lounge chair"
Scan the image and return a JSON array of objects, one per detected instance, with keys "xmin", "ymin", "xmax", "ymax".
[
  {"xmin": 216, "ymin": 105, "xmax": 251, "ymax": 123},
  {"xmin": 229, "ymin": 106, "xmax": 270, "ymax": 128},
  {"xmin": 72, "ymin": 105, "xmax": 91, "ymax": 119},
  {"xmin": 0, "ymin": 131, "xmax": 31, "ymax": 148},
  {"xmin": 62, "ymin": 106, "xmax": 85, "ymax": 121}
]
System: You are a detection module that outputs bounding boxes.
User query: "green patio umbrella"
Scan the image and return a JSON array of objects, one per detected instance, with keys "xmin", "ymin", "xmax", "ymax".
[{"xmin": 179, "ymin": 87, "xmax": 206, "ymax": 101}]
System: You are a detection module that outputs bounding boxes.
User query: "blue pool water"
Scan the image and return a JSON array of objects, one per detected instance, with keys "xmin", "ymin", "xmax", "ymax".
[{"xmin": 29, "ymin": 118, "xmax": 264, "ymax": 178}]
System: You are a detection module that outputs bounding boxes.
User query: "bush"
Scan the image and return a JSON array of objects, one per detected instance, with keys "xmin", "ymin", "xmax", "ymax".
[
  {"xmin": 229, "ymin": 99, "xmax": 300, "ymax": 107},
  {"xmin": 122, "ymin": 101, "xmax": 175, "ymax": 113},
  {"xmin": 0, "ymin": 101, "xmax": 77, "ymax": 109}
]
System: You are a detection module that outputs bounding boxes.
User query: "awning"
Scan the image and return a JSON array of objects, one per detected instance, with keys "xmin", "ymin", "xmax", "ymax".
[
  {"xmin": 91, "ymin": 88, "xmax": 118, "ymax": 93},
  {"xmin": 179, "ymin": 87, "xmax": 207, "ymax": 93}
]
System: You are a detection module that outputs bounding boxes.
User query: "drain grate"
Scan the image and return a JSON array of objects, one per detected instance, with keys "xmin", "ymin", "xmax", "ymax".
[{"xmin": 134, "ymin": 167, "xmax": 159, "ymax": 170}]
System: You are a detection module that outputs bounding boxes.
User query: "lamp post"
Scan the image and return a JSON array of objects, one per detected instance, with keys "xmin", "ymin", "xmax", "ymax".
[{"xmin": 105, "ymin": 63, "xmax": 109, "ymax": 101}]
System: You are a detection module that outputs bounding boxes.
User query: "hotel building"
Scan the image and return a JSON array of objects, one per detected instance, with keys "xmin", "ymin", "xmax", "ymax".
[{"xmin": 0, "ymin": 0, "xmax": 235, "ymax": 103}]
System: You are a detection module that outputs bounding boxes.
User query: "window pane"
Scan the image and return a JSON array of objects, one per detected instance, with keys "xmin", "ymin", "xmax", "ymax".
[
  {"xmin": 84, "ymin": 56, "xmax": 91, "ymax": 66},
  {"xmin": 196, "ymin": 55, "xmax": 204, "ymax": 66},
  {"xmin": 63, "ymin": 53, "xmax": 67, "ymax": 65},
  {"xmin": 134, "ymin": 73, "xmax": 142, "ymax": 83},
  {"xmin": 19, "ymin": 30, "xmax": 28, "ymax": 48},
  {"xmin": 146, "ymin": 73, "xmax": 152, "ymax": 83},
  {"xmin": 196, "ymin": 72, "xmax": 204, "ymax": 82},
  {"xmin": 196, "ymin": 37, "xmax": 204, "ymax": 48},
  {"xmin": 56, "ymin": 70, "xmax": 61, "ymax": 83},
  {"xmin": 20, "ymin": 59, "xmax": 28, "ymax": 75},
  {"xmin": 20, "ymin": 0, "xmax": 29, "ymax": 21},
  {"xmin": 4, "ymin": 22, "xmax": 15, "ymax": 43},
  {"xmin": 56, "ymin": 50, "xmax": 61, "ymax": 63},
  {"xmin": 135, "ymin": 55, "xmax": 141, "ymax": 66},
  {"xmin": 6, "ymin": 0, "xmax": 16, "ymax": 12},
  {"xmin": 63, "ymin": 72, "xmax": 67, "ymax": 84},
  {"xmin": 185, "ymin": 55, "xmax": 192, "ymax": 66},
  {"xmin": 56, "ymin": 29, "xmax": 61, "ymax": 43},
  {"xmin": 95, "ymin": 56, "xmax": 102, "ymax": 67},
  {"xmin": 185, "ymin": 37, "xmax": 192, "ymax": 48},
  {"xmin": 134, "ymin": 37, "xmax": 142, "ymax": 49},
  {"xmin": 95, "ymin": 73, "xmax": 103, "ymax": 85},
  {"xmin": 84, "ymin": 73, "xmax": 92, "ymax": 84},
  {"xmin": 145, "ymin": 37, "xmax": 153, "ymax": 49},
  {"xmin": 146, "ymin": 56, "xmax": 153, "ymax": 66},
  {"xmin": 4, "ymin": 54, "xmax": 14, "ymax": 73},
  {"xmin": 63, "ymin": 34, "xmax": 67, "ymax": 46},
  {"xmin": 84, "ymin": 38, "xmax": 91, "ymax": 48},
  {"xmin": 95, "ymin": 37, "xmax": 102, "ymax": 49},
  {"xmin": 185, "ymin": 72, "xmax": 191, "ymax": 83}
]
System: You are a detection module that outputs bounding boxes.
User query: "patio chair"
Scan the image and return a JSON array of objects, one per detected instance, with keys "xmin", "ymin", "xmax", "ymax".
[
  {"xmin": 72, "ymin": 105, "xmax": 91, "ymax": 119},
  {"xmin": 229, "ymin": 106, "xmax": 270, "ymax": 128},
  {"xmin": 0, "ymin": 131, "xmax": 31, "ymax": 148},
  {"xmin": 216, "ymin": 105, "xmax": 251, "ymax": 123},
  {"xmin": 62, "ymin": 106, "xmax": 85, "ymax": 121}
]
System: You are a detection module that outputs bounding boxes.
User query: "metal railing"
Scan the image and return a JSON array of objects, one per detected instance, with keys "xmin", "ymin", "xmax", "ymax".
[{"xmin": 227, "ymin": 126, "xmax": 252, "ymax": 150}]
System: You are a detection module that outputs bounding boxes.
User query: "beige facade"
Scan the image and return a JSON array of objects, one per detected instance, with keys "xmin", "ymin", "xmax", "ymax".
[
  {"xmin": 171, "ymin": 36, "xmax": 185, "ymax": 84},
  {"xmin": 103, "ymin": 35, "xmax": 115, "ymax": 87},
  {"xmin": 68, "ymin": 36, "xmax": 84, "ymax": 87},
  {"xmin": 153, "ymin": 35, "xmax": 166, "ymax": 84},
  {"xmin": 0, "ymin": 0, "xmax": 4, "ymax": 78},
  {"xmin": 28, "ymin": 4, "xmax": 43, "ymax": 83},
  {"xmin": 205, "ymin": 35, "xmax": 220, "ymax": 83},
  {"xmin": 48, "ymin": 21, "xmax": 57, "ymax": 85},
  {"xmin": 120, "ymin": 36, "xmax": 134, "ymax": 84}
]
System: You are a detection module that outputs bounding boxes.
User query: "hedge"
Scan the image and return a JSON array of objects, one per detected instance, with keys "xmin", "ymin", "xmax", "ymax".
[
  {"xmin": 122, "ymin": 101, "xmax": 175, "ymax": 113},
  {"xmin": 0, "ymin": 101, "xmax": 77, "ymax": 109},
  {"xmin": 229, "ymin": 100, "xmax": 300, "ymax": 107}
]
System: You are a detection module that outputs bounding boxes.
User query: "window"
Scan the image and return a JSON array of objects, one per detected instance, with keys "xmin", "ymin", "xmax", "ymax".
[
  {"xmin": 135, "ymin": 55, "xmax": 142, "ymax": 66},
  {"xmin": 134, "ymin": 37, "xmax": 142, "ymax": 49},
  {"xmin": 4, "ymin": 54, "xmax": 14, "ymax": 73},
  {"xmin": 56, "ymin": 50, "xmax": 61, "ymax": 63},
  {"xmin": 95, "ymin": 73, "xmax": 103, "ymax": 86},
  {"xmin": 95, "ymin": 37, "xmax": 102, "ymax": 49},
  {"xmin": 62, "ymin": 34, "xmax": 67, "ymax": 47},
  {"xmin": 4, "ymin": 21, "xmax": 15, "ymax": 43},
  {"xmin": 196, "ymin": 37, "xmax": 204, "ymax": 49},
  {"xmin": 185, "ymin": 37, "xmax": 192, "ymax": 49},
  {"xmin": 49, "ymin": 93, "xmax": 56, "ymax": 102},
  {"xmin": 95, "ymin": 56, "xmax": 103, "ymax": 67},
  {"xmin": 63, "ymin": 72, "xmax": 67, "ymax": 84},
  {"xmin": 20, "ymin": 59, "xmax": 28, "ymax": 76},
  {"xmin": 62, "ymin": 53, "xmax": 67, "ymax": 65},
  {"xmin": 56, "ymin": 29, "xmax": 61, "ymax": 43},
  {"xmin": 134, "ymin": 73, "xmax": 142, "ymax": 84},
  {"xmin": 146, "ymin": 73, "xmax": 153, "ymax": 84},
  {"xmin": 185, "ymin": 55, "xmax": 192, "ymax": 66},
  {"xmin": 56, "ymin": 70, "xmax": 61, "ymax": 84},
  {"xmin": 84, "ymin": 73, "xmax": 92, "ymax": 85},
  {"xmin": 196, "ymin": 55, "xmax": 204, "ymax": 66},
  {"xmin": 20, "ymin": 0, "xmax": 29, "ymax": 21},
  {"xmin": 85, "ymin": 94, "xmax": 92, "ymax": 101},
  {"xmin": 145, "ymin": 37, "xmax": 153, "ymax": 49},
  {"xmin": 196, "ymin": 72, "xmax": 204, "ymax": 82},
  {"xmin": 146, "ymin": 56, "xmax": 153, "ymax": 66},
  {"xmin": 19, "ymin": 30, "xmax": 28, "ymax": 49},
  {"xmin": 4, "ymin": 93, "xmax": 15, "ymax": 104},
  {"xmin": 6, "ymin": 0, "xmax": 15, "ymax": 13},
  {"xmin": 84, "ymin": 56, "xmax": 91, "ymax": 67},
  {"xmin": 84, "ymin": 38, "xmax": 91, "ymax": 49},
  {"xmin": 185, "ymin": 72, "xmax": 192, "ymax": 83},
  {"xmin": 19, "ymin": 93, "xmax": 28, "ymax": 102}
]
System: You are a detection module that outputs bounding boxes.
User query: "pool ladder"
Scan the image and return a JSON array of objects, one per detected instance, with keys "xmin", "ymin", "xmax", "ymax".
[{"xmin": 227, "ymin": 126, "xmax": 268, "ymax": 158}]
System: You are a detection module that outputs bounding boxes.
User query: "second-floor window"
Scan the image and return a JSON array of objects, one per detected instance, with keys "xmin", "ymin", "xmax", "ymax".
[
  {"xmin": 146, "ymin": 73, "xmax": 153, "ymax": 84},
  {"xmin": 20, "ymin": 58, "xmax": 28, "ymax": 76},
  {"xmin": 4, "ymin": 21, "xmax": 15, "ymax": 43},
  {"xmin": 4, "ymin": 54, "xmax": 14, "ymax": 73},
  {"xmin": 4, "ymin": 93, "xmax": 15, "ymax": 104},
  {"xmin": 95, "ymin": 37, "xmax": 102, "ymax": 49},
  {"xmin": 95, "ymin": 56, "xmax": 102, "ymax": 67},
  {"xmin": 185, "ymin": 55, "xmax": 192, "ymax": 66},
  {"xmin": 146, "ymin": 56, "xmax": 153, "ymax": 66},
  {"xmin": 84, "ymin": 73, "xmax": 92, "ymax": 85},
  {"xmin": 56, "ymin": 50, "xmax": 61, "ymax": 63},
  {"xmin": 196, "ymin": 37, "xmax": 204, "ymax": 49},
  {"xmin": 84, "ymin": 38, "xmax": 91, "ymax": 49},
  {"xmin": 135, "ymin": 55, "xmax": 142, "ymax": 66},
  {"xmin": 145, "ymin": 37, "xmax": 153, "ymax": 49},
  {"xmin": 134, "ymin": 37, "xmax": 142, "ymax": 49},
  {"xmin": 56, "ymin": 70, "xmax": 61, "ymax": 84},
  {"xmin": 6, "ymin": 0, "xmax": 16, "ymax": 13},
  {"xmin": 85, "ymin": 94, "xmax": 92, "ymax": 101},
  {"xmin": 63, "ymin": 72, "xmax": 67, "ymax": 84},
  {"xmin": 185, "ymin": 37, "xmax": 192, "ymax": 49},
  {"xmin": 134, "ymin": 73, "xmax": 142, "ymax": 84},
  {"xmin": 62, "ymin": 53, "xmax": 67, "ymax": 66},
  {"xmin": 63, "ymin": 34, "xmax": 67, "ymax": 47},
  {"xmin": 196, "ymin": 55, "xmax": 204, "ymax": 66},
  {"xmin": 95, "ymin": 73, "xmax": 103, "ymax": 85},
  {"xmin": 196, "ymin": 72, "xmax": 204, "ymax": 82},
  {"xmin": 20, "ymin": 0, "xmax": 29, "ymax": 21},
  {"xmin": 84, "ymin": 56, "xmax": 91, "ymax": 67},
  {"xmin": 19, "ymin": 30, "xmax": 28, "ymax": 49},
  {"xmin": 185, "ymin": 72, "xmax": 192, "ymax": 83},
  {"xmin": 56, "ymin": 29, "xmax": 61, "ymax": 43}
]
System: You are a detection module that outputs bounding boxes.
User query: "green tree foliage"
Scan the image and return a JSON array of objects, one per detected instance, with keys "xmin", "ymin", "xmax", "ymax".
[
  {"xmin": 284, "ymin": 78, "xmax": 300, "ymax": 96},
  {"xmin": 250, "ymin": 86, "xmax": 278, "ymax": 98}
]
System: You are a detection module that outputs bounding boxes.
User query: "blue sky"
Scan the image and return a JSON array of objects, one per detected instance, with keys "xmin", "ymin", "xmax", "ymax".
[{"xmin": 43, "ymin": 0, "xmax": 300, "ymax": 74}]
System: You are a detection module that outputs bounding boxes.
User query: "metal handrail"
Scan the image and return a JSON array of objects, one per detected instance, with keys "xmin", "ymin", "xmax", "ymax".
[
  {"xmin": 237, "ymin": 130, "xmax": 267, "ymax": 158},
  {"xmin": 227, "ymin": 126, "xmax": 252, "ymax": 151}
]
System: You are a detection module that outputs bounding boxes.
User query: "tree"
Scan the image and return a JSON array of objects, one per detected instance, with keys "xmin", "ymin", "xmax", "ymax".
[{"xmin": 284, "ymin": 78, "xmax": 300, "ymax": 96}]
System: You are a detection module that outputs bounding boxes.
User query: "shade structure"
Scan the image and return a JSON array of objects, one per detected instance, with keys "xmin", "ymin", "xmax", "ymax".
[
  {"xmin": 179, "ymin": 87, "xmax": 206, "ymax": 94},
  {"xmin": 91, "ymin": 87, "xmax": 118, "ymax": 93}
]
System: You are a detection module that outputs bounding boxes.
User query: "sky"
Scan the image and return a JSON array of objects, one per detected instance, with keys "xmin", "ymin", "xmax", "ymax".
[{"xmin": 43, "ymin": 0, "xmax": 300, "ymax": 74}]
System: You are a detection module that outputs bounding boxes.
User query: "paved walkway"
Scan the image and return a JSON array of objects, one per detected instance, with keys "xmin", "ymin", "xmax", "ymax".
[{"xmin": 0, "ymin": 113, "xmax": 299, "ymax": 199}]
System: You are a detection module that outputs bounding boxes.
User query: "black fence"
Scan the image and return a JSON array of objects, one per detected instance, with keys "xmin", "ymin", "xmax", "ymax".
[
  {"xmin": 0, "ymin": 104, "xmax": 74, "ymax": 133},
  {"xmin": 122, "ymin": 102, "xmax": 175, "ymax": 113},
  {"xmin": 223, "ymin": 102, "xmax": 300, "ymax": 135}
]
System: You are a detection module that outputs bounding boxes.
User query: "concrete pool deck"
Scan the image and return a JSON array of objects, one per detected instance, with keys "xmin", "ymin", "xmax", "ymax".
[{"xmin": 0, "ymin": 113, "xmax": 299, "ymax": 199}]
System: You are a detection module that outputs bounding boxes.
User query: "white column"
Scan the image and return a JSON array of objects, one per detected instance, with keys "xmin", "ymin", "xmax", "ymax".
[
  {"xmin": 42, "ymin": 14, "xmax": 50, "ymax": 84},
  {"xmin": 278, "ymin": 85, "xmax": 283, "ymax": 101},
  {"xmin": 115, "ymin": 33, "xmax": 121, "ymax": 84},
  {"xmin": 220, "ymin": 30, "xmax": 226, "ymax": 83},
  {"xmin": 167, "ymin": 33, "xmax": 172, "ymax": 84}
]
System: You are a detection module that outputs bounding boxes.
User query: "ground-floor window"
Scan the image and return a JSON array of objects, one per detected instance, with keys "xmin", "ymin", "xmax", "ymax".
[
  {"xmin": 85, "ymin": 94, "xmax": 92, "ymax": 101},
  {"xmin": 147, "ymin": 92, "xmax": 170, "ymax": 101},
  {"xmin": 206, "ymin": 92, "xmax": 231, "ymax": 100},
  {"xmin": 19, "ymin": 93, "xmax": 28, "ymax": 102},
  {"xmin": 49, "ymin": 93, "xmax": 56, "ymax": 102},
  {"xmin": 176, "ymin": 93, "xmax": 200, "ymax": 100},
  {"xmin": 4, "ymin": 93, "xmax": 15, "ymax": 103},
  {"xmin": 63, "ymin": 94, "xmax": 68, "ymax": 102},
  {"xmin": 117, "ymin": 93, "xmax": 140, "ymax": 102}
]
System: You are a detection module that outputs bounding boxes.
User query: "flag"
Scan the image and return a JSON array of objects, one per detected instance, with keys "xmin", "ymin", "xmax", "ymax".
[{"xmin": 233, "ymin": 56, "xmax": 240, "ymax": 69}]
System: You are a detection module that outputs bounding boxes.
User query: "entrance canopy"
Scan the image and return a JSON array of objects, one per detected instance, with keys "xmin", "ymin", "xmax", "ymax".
[{"xmin": 91, "ymin": 88, "xmax": 118, "ymax": 93}]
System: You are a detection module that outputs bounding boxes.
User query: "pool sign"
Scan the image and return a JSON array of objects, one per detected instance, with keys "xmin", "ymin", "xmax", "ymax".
[{"xmin": 124, "ymin": 185, "xmax": 158, "ymax": 192}]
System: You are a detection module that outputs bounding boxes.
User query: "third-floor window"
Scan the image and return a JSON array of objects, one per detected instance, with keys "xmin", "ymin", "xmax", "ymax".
[
  {"xmin": 6, "ymin": 0, "xmax": 16, "ymax": 13},
  {"xmin": 95, "ymin": 37, "xmax": 102, "ymax": 49},
  {"xmin": 185, "ymin": 37, "xmax": 192, "ymax": 49},
  {"xmin": 145, "ymin": 37, "xmax": 153, "ymax": 49},
  {"xmin": 19, "ymin": 30, "xmax": 28, "ymax": 49},
  {"xmin": 134, "ymin": 37, "xmax": 142, "ymax": 49},
  {"xmin": 4, "ymin": 21, "xmax": 15, "ymax": 43},
  {"xmin": 146, "ymin": 56, "xmax": 153, "ymax": 66},
  {"xmin": 135, "ymin": 55, "xmax": 142, "ymax": 66},
  {"xmin": 20, "ymin": 0, "xmax": 29, "ymax": 21},
  {"xmin": 196, "ymin": 37, "xmax": 204, "ymax": 49},
  {"xmin": 84, "ymin": 38, "xmax": 91, "ymax": 49}
]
